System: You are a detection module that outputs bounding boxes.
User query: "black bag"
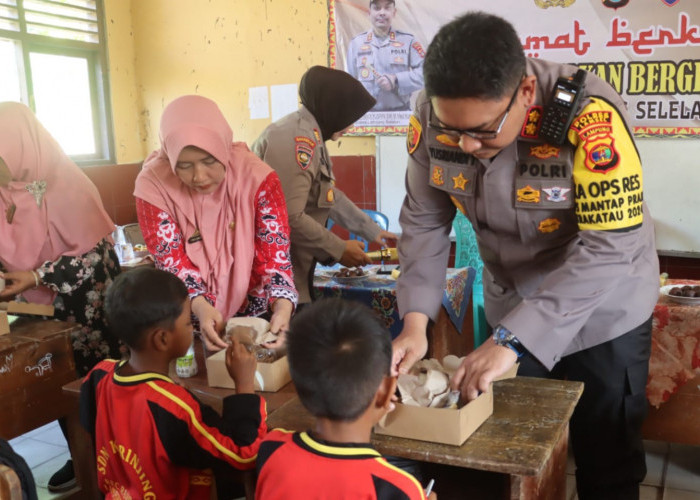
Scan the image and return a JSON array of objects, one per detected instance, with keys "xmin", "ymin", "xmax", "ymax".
[{"xmin": 0, "ymin": 439, "xmax": 37, "ymax": 500}]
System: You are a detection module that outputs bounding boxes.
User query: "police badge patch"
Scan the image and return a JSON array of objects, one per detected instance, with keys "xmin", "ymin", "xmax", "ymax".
[
  {"xmin": 583, "ymin": 134, "xmax": 620, "ymax": 174},
  {"xmin": 295, "ymin": 136, "xmax": 316, "ymax": 170},
  {"xmin": 407, "ymin": 115, "xmax": 422, "ymax": 155}
]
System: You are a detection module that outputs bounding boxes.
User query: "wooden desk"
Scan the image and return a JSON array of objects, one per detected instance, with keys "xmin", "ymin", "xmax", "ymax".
[
  {"xmin": 0, "ymin": 318, "xmax": 93, "ymax": 499},
  {"xmin": 268, "ymin": 377, "xmax": 583, "ymax": 500}
]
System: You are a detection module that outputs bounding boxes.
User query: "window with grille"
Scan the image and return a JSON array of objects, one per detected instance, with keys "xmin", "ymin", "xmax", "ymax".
[{"xmin": 0, "ymin": 0, "xmax": 113, "ymax": 164}]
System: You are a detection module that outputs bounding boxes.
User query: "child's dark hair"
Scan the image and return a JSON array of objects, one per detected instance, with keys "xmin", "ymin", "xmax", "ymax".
[
  {"xmin": 287, "ymin": 298, "xmax": 392, "ymax": 421},
  {"xmin": 105, "ymin": 267, "xmax": 188, "ymax": 349}
]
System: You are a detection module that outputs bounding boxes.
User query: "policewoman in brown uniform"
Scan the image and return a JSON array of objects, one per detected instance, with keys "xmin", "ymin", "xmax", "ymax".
[
  {"xmin": 253, "ymin": 66, "xmax": 396, "ymax": 304},
  {"xmin": 392, "ymin": 13, "xmax": 658, "ymax": 500}
]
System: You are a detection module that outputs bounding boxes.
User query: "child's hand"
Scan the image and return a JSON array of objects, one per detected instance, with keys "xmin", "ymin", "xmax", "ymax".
[{"xmin": 225, "ymin": 338, "xmax": 257, "ymax": 394}]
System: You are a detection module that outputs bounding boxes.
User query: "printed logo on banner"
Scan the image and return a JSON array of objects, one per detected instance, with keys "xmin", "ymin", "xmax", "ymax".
[
  {"xmin": 533, "ymin": 0, "xmax": 576, "ymax": 9},
  {"xmin": 412, "ymin": 41, "xmax": 425, "ymax": 58},
  {"xmin": 602, "ymin": 0, "xmax": 630, "ymax": 9},
  {"xmin": 660, "ymin": 0, "xmax": 681, "ymax": 6}
]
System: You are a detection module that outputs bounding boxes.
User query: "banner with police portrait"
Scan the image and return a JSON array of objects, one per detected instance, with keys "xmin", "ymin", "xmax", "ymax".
[{"xmin": 329, "ymin": 0, "xmax": 700, "ymax": 138}]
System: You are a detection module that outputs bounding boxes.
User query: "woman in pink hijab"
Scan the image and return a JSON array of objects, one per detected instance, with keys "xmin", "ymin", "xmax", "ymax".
[
  {"xmin": 0, "ymin": 102, "xmax": 122, "ymax": 373},
  {"xmin": 0, "ymin": 101, "xmax": 122, "ymax": 492},
  {"xmin": 134, "ymin": 95, "xmax": 297, "ymax": 351}
]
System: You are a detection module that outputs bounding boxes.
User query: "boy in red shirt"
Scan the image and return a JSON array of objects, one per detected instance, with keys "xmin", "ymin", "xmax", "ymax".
[
  {"xmin": 80, "ymin": 266, "xmax": 267, "ymax": 499},
  {"xmin": 255, "ymin": 298, "xmax": 434, "ymax": 499}
]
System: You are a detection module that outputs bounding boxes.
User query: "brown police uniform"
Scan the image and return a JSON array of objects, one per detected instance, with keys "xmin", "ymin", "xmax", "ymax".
[
  {"xmin": 252, "ymin": 107, "xmax": 381, "ymax": 303},
  {"xmin": 397, "ymin": 58, "xmax": 659, "ymax": 498}
]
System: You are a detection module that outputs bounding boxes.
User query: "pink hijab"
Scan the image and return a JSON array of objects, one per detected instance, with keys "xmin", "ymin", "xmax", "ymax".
[
  {"xmin": 0, "ymin": 102, "xmax": 115, "ymax": 304},
  {"xmin": 134, "ymin": 95, "xmax": 272, "ymax": 319}
]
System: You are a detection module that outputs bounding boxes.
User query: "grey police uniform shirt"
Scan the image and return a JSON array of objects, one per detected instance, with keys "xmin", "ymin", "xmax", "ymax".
[
  {"xmin": 397, "ymin": 58, "xmax": 659, "ymax": 370},
  {"xmin": 252, "ymin": 106, "xmax": 381, "ymax": 303},
  {"xmin": 346, "ymin": 29, "xmax": 425, "ymax": 111}
]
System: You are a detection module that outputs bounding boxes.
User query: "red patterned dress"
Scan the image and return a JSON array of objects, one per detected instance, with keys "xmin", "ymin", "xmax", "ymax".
[{"xmin": 136, "ymin": 173, "xmax": 297, "ymax": 318}]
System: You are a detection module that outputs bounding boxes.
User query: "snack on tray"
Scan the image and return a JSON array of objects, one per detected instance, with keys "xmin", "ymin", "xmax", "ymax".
[
  {"xmin": 668, "ymin": 285, "xmax": 700, "ymax": 298},
  {"xmin": 334, "ymin": 267, "xmax": 366, "ymax": 278}
]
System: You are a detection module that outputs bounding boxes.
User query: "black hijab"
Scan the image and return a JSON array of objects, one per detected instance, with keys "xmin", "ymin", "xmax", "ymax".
[{"xmin": 299, "ymin": 66, "xmax": 377, "ymax": 140}]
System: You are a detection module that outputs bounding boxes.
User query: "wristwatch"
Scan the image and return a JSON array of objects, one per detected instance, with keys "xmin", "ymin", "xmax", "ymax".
[{"xmin": 492, "ymin": 325, "xmax": 526, "ymax": 358}]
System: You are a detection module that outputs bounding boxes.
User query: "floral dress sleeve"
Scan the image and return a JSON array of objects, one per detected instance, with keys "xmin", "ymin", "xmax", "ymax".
[
  {"xmin": 135, "ymin": 197, "xmax": 216, "ymax": 306},
  {"xmin": 243, "ymin": 172, "xmax": 298, "ymax": 317}
]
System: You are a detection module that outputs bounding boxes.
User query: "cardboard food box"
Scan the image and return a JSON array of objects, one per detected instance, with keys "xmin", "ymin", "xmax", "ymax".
[
  {"xmin": 205, "ymin": 349, "xmax": 291, "ymax": 392},
  {"xmin": 0, "ymin": 302, "xmax": 55, "ymax": 335},
  {"xmin": 375, "ymin": 364, "xmax": 518, "ymax": 446}
]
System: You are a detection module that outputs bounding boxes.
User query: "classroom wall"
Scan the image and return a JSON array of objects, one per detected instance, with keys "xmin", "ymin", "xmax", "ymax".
[{"xmin": 103, "ymin": 0, "xmax": 375, "ymax": 163}]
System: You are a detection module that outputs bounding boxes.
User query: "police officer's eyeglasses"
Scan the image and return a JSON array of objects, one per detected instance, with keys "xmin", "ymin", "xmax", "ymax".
[{"xmin": 428, "ymin": 81, "xmax": 521, "ymax": 141}]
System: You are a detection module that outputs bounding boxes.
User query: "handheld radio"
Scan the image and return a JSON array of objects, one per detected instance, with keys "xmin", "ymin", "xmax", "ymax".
[{"xmin": 539, "ymin": 69, "xmax": 587, "ymax": 145}]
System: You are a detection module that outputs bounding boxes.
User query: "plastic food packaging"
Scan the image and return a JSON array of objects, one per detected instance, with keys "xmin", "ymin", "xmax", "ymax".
[{"xmin": 176, "ymin": 342, "xmax": 198, "ymax": 377}]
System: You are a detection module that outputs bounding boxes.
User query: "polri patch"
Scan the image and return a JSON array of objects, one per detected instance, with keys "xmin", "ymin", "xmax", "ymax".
[
  {"xmin": 295, "ymin": 136, "xmax": 316, "ymax": 170},
  {"xmin": 326, "ymin": 188, "xmax": 334, "ymax": 203},
  {"xmin": 407, "ymin": 114, "xmax": 422, "ymax": 155}
]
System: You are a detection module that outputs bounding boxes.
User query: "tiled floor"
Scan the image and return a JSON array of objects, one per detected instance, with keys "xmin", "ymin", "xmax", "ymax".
[
  {"xmin": 8, "ymin": 422, "xmax": 700, "ymax": 499},
  {"xmin": 565, "ymin": 439, "xmax": 700, "ymax": 500}
]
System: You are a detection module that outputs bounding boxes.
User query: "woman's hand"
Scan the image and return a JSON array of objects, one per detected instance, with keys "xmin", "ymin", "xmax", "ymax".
[
  {"xmin": 0, "ymin": 270, "xmax": 38, "ymax": 299},
  {"xmin": 264, "ymin": 298, "xmax": 293, "ymax": 348},
  {"xmin": 190, "ymin": 295, "xmax": 227, "ymax": 352}
]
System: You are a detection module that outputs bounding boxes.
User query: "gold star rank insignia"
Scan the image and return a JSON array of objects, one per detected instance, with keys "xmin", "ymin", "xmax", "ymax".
[{"xmin": 452, "ymin": 172, "xmax": 469, "ymax": 191}]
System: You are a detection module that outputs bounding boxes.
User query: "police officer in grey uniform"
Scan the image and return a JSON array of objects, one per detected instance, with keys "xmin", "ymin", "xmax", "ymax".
[
  {"xmin": 253, "ymin": 66, "xmax": 397, "ymax": 305},
  {"xmin": 346, "ymin": 0, "xmax": 425, "ymax": 111},
  {"xmin": 393, "ymin": 13, "xmax": 658, "ymax": 500}
]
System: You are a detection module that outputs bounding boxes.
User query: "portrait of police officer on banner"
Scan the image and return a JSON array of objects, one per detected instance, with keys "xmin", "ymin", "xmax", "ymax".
[{"xmin": 346, "ymin": 0, "xmax": 425, "ymax": 112}]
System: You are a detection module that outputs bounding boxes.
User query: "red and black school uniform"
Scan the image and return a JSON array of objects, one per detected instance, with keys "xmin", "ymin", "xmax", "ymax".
[
  {"xmin": 255, "ymin": 429, "xmax": 426, "ymax": 500},
  {"xmin": 80, "ymin": 359, "xmax": 267, "ymax": 499}
]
